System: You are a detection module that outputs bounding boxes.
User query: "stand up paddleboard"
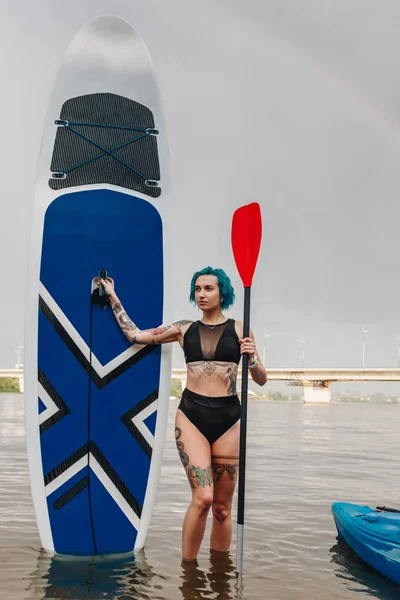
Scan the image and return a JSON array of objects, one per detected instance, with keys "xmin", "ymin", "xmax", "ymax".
[{"xmin": 24, "ymin": 16, "xmax": 172, "ymax": 554}]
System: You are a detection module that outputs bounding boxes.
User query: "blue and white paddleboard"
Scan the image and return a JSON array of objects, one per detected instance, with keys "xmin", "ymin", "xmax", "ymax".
[{"xmin": 24, "ymin": 16, "xmax": 173, "ymax": 554}]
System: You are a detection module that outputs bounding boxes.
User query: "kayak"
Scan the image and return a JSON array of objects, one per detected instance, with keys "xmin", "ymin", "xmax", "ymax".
[{"xmin": 331, "ymin": 502, "xmax": 400, "ymax": 585}]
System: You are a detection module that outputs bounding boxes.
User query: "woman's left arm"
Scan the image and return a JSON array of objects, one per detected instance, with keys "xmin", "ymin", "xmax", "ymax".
[{"xmin": 239, "ymin": 331, "xmax": 268, "ymax": 386}]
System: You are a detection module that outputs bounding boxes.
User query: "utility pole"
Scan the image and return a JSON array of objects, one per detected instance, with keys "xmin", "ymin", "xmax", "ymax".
[
  {"xmin": 262, "ymin": 332, "xmax": 270, "ymax": 365},
  {"xmin": 296, "ymin": 337, "xmax": 306, "ymax": 368},
  {"xmin": 362, "ymin": 325, "xmax": 368, "ymax": 368}
]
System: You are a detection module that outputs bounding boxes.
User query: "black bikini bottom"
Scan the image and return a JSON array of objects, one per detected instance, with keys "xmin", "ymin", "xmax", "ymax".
[{"xmin": 178, "ymin": 388, "xmax": 241, "ymax": 445}]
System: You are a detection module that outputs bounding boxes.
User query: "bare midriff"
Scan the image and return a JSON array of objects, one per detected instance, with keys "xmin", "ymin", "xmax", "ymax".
[{"xmin": 185, "ymin": 361, "xmax": 239, "ymax": 397}]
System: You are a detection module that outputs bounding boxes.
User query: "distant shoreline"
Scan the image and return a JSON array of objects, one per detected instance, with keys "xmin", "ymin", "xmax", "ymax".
[
  {"xmin": 1, "ymin": 378, "xmax": 399, "ymax": 404},
  {"xmin": 0, "ymin": 378, "xmax": 20, "ymax": 393}
]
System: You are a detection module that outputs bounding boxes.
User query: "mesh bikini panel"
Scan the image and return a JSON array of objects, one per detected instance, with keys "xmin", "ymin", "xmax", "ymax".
[{"xmin": 198, "ymin": 321, "xmax": 229, "ymax": 360}]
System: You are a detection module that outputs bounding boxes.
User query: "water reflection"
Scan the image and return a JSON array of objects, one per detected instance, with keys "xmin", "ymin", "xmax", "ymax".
[
  {"xmin": 329, "ymin": 539, "xmax": 400, "ymax": 599},
  {"xmin": 27, "ymin": 550, "xmax": 159, "ymax": 600},
  {"xmin": 180, "ymin": 551, "xmax": 236, "ymax": 600},
  {"xmin": 26, "ymin": 548, "xmax": 239, "ymax": 600}
]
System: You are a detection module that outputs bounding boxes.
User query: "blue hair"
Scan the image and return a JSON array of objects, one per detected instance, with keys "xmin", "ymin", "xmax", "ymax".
[{"xmin": 189, "ymin": 266, "xmax": 235, "ymax": 310}]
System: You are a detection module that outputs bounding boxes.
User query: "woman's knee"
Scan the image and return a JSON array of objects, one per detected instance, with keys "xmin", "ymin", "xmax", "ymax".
[
  {"xmin": 192, "ymin": 489, "xmax": 213, "ymax": 517},
  {"xmin": 212, "ymin": 500, "xmax": 232, "ymax": 523}
]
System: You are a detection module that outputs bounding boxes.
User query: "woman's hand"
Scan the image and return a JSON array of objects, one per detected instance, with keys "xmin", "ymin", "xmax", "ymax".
[
  {"xmin": 98, "ymin": 277, "xmax": 115, "ymax": 297},
  {"xmin": 240, "ymin": 336, "xmax": 267, "ymax": 385},
  {"xmin": 239, "ymin": 337, "xmax": 256, "ymax": 358}
]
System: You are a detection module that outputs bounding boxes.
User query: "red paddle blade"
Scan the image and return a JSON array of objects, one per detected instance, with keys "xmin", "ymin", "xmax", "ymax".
[{"xmin": 231, "ymin": 202, "xmax": 262, "ymax": 287}]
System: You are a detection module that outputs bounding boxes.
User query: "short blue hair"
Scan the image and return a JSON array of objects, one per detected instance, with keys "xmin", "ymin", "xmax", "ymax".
[{"xmin": 189, "ymin": 267, "xmax": 235, "ymax": 310}]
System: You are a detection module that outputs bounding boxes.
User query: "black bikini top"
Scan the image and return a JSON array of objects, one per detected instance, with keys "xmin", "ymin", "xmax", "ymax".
[{"xmin": 183, "ymin": 319, "xmax": 241, "ymax": 364}]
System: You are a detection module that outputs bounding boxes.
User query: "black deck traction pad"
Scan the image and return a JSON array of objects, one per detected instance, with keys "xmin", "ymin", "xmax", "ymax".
[{"xmin": 49, "ymin": 93, "xmax": 161, "ymax": 197}]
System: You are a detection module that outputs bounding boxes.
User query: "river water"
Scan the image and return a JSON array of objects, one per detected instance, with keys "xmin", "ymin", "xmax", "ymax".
[{"xmin": 1, "ymin": 393, "xmax": 399, "ymax": 599}]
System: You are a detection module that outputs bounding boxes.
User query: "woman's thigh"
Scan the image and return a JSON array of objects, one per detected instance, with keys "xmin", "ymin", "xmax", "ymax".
[
  {"xmin": 210, "ymin": 420, "xmax": 240, "ymax": 503},
  {"xmin": 175, "ymin": 409, "xmax": 213, "ymax": 491}
]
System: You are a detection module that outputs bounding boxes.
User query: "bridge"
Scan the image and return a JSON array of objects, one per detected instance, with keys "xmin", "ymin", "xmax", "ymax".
[
  {"xmin": 170, "ymin": 368, "xmax": 400, "ymax": 403},
  {"xmin": 3, "ymin": 367, "xmax": 400, "ymax": 403}
]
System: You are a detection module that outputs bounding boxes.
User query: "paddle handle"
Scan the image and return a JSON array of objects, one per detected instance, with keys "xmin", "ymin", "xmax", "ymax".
[
  {"xmin": 236, "ymin": 285, "xmax": 251, "ymax": 574},
  {"xmin": 99, "ymin": 269, "xmax": 107, "ymax": 297}
]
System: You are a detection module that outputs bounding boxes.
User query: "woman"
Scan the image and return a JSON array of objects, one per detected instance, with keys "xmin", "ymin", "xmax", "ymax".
[{"xmin": 100, "ymin": 266, "xmax": 267, "ymax": 561}]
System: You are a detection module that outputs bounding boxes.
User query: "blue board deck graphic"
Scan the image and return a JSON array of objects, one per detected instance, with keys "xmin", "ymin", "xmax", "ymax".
[
  {"xmin": 25, "ymin": 16, "xmax": 172, "ymax": 555},
  {"xmin": 39, "ymin": 190, "xmax": 162, "ymax": 553}
]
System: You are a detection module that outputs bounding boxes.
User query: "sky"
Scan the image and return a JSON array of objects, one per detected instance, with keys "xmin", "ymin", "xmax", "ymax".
[{"xmin": 2, "ymin": 0, "xmax": 400, "ymax": 380}]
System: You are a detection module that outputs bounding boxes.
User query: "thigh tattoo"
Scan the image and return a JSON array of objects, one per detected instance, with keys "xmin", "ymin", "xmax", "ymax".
[
  {"xmin": 211, "ymin": 455, "xmax": 239, "ymax": 481},
  {"xmin": 187, "ymin": 465, "xmax": 213, "ymax": 489},
  {"xmin": 175, "ymin": 427, "xmax": 189, "ymax": 468},
  {"xmin": 212, "ymin": 455, "xmax": 239, "ymax": 460},
  {"xmin": 175, "ymin": 427, "xmax": 213, "ymax": 489},
  {"xmin": 211, "ymin": 463, "xmax": 239, "ymax": 481}
]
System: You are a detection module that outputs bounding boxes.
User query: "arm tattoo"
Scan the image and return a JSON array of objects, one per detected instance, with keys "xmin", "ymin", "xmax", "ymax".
[
  {"xmin": 211, "ymin": 463, "xmax": 239, "ymax": 482},
  {"xmin": 112, "ymin": 302, "xmax": 123, "ymax": 314},
  {"xmin": 173, "ymin": 319, "xmax": 192, "ymax": 330},
  {"xmin": 149, "ymin": 325, "xmax": 172, "ymax": 336},
  {"xmin": 175, "ymin": 427, "xmax": 189, "ymax": 468},
  {"xmin": 118, "ymin": 313, "xmax": 137, "ymax": 330},
  {"xmin": 118, "ymin": 312, "xmax": 138, "ymax": 342},
  {"xmin": 140, "ymin": 325, "xmax": 173, "ymax": 345},
  {"xmin": 187, "ymin": 465, "xmax": 213, "ymax": 489}
]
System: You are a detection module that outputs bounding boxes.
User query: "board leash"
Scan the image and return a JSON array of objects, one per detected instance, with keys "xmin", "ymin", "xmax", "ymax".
[{"xmin": 87, "ymin": 269, "xmax": 110, "ymax": 553}]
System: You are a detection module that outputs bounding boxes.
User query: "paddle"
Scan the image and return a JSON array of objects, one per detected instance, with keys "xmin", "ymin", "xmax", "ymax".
[{"xmin": 231, "ymin": 202, "xmax": 262, "ymax": 575}]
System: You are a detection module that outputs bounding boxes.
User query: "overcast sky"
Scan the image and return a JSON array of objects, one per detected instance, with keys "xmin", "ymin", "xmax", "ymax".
[{"xmin": 2, "ymin": 0, "xmax": 400, "ymax": 375}]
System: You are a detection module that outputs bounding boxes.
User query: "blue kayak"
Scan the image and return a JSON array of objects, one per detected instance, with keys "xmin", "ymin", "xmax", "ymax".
[{"xmin": 332, "ymin": 502, "xmax": 400, "ymax": 585}]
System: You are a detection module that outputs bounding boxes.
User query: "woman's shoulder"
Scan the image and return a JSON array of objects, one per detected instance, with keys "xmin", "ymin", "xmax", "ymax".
[
  {"xmin": 231, "ymin": 319, "xmax": 243, "ymax": 336},
  {"xmin": 173, "ymin": 319, "xmax": 195, "ymax": 333},
  {"xmin": 232, "ymin": 320, "xmax": 256, "ymax": 339}
]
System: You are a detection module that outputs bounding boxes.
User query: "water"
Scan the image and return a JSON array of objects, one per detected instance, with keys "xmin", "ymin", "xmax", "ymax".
[{"xmin": 1, "ymin": 393, "xmax": 400, "ymax": 599}]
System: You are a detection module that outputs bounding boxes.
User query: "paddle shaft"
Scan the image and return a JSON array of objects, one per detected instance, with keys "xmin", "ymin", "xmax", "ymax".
[{"xmin": 236, "ymin": 285, "xmax": 251, "ymax": 574}]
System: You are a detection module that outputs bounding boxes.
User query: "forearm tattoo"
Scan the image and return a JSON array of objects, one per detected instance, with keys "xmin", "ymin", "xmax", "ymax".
[
  {"xmin": 175, "ymin": 427, "xmax": 189, "ymax": 468},
  {"xmin": 187, "ymin": 465, "xmax": 213, "ymax": 489},
  {"xmin": 118, "ymin": 312, "xmax": 138, "ymax": 343},
  {"xmin": 112, "ymin": 302, "xmax": 123, "ymax": 314}
]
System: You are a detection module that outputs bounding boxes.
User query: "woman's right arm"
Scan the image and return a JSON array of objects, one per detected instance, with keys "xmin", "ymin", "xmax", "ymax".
[{"xmin": 100, "ymin": 278, "xmax": 190, "ymax": 345}]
